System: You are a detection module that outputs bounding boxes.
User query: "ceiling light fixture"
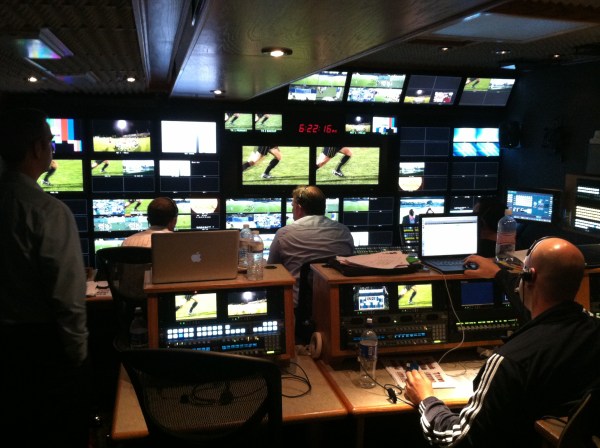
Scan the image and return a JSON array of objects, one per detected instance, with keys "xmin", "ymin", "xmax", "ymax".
[
  {"xmin": 494, "ymin": 49, "xmax": 511, "ymax": 55},
  {"xmin": 261, "ymin": 47, "xmax": 293, "ymax": 57},
  {"xmin": 439, "ymin": 46, "xmax": 451, "ymax": 52},
  {"xmin": 211, "ymin": 89, "xmax": 224, "ymax": 95},
  {"xmin": 126, "ymin": 76, "xmax": 136, "ymax": 83},
  {"xmin": 27, "ymin": 76, "xmax": 38, "ymax": 83}
]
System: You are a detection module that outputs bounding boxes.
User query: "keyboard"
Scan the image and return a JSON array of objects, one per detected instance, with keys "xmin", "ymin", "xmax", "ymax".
[{"xmin": 353, "ymin": 246, "xmax": 416, "ymax": 255}]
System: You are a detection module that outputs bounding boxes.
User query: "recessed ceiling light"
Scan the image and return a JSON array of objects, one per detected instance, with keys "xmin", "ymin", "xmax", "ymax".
[
  {"xmin": 552, "ymin": 53, "xmax": 561, "ymax": 59},
  {"xmin": 211, "ymin": 89, "xmax": 224, "ymax": 95},
  {"xmin": 27, "ymin": 76, "xmax": 38, "ymax": 83},
  {"xmin": 439, "ymin": 46, "xmax": 451, "ymax": 52},
  {"xmin": 261, "ymin": 47, "xmax": 293, "ymax": 57},
  {"xmin": 126, "ymin": 76, "xmax": 136, "ymax": 83},
  {"xmin": 494, "ymin": 49, "xmax": 511, "ymax": 55}
]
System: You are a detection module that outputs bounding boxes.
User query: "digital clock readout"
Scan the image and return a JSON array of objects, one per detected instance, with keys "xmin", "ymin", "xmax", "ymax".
[{"xmin": 297, "ymin": 123, "xmax": 339, "ymax": 134}]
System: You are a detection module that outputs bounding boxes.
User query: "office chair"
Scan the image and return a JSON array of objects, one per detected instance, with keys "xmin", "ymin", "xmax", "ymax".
[
  {"xmin": 295, "ymin": 257, "xmax": 331, "ymax": 345},
  {"xmin": 557, "ymin": 388, "xmax": 600, "ymax": 448},
  {"xmin": 96, "ymin": 246, "xmax": 152, "ymax": 350},
  {"xmin": 118, "ymin": 348, "xmax": 283, "ymax": 448}
]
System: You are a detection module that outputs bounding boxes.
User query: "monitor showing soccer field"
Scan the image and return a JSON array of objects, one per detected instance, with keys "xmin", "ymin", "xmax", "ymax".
[
  {"xmin": 288, "ymin": 70, "xmax": 347, "ymax": 102},
  {"xmin": 347, "ymin": 72, "xmax": 406, "ymax": 103},
  {"xmin": 254, "ymin": 113, "xmax": 282, "ymax": 133},
  {"xmin": 37, "ymin": 159, "xmax": 84, "ymax": 193},
  {"xmin": 224, "ymin": 112, "xmax": 253, "ymax": 132},
  {"xmin": 397, "ymin": 283, "xmax": 433, "ymax": 310},
  {"xmin": 315, "ymin": 147, "xmax": 380, "ymax": 186},
  {"xmin": 241, "ymin": 146, "xmax": 309, "ymax": 186},
  {"xmin": 459, "ymin": 77, "xmax": 516, "ymax": 106},
  {"xmin": 172, "ymin": 197, "xmax": 221, "ymax": 231},
  {"xmin": 92, "ymin": 119, "xmax": 152, "ymax": 153},
  {"xmin": 90, "ymin": 159, "xmax": 155, "ymax": 193},
  {"xmin": 403, "ymin": 75, "xmax": 461, "ymax": 105},
  {"xmin": 92, "ymin": 198, "xmax": 152, "ymax": 232},
  {"xmin": 341, "ymin": 197, "xmax": 394, "ymax": 228},
  {"xmin": 225, "ymin": 198, "xmax": 282, "ymax": 230}
]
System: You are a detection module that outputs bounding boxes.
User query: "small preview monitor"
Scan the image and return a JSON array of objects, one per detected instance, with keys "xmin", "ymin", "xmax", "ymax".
[
  {"xmin": 459, "ymin": 280, "xmax": 495, "ymax": 308},
  {"xmin": 159, "ymin": 160, "xmax": 220, "ymax": 193},
  {"xmin": 399, "ymin": 161, "xmax": 448, "ymax": 192},
  {"xmin": 175, "ymin": 293, "xmax": 218, "ymax": 322},
  {"xmin": 254, "ymin": 113, "xmax": 282, "ymax": 133},
  {"xmin": 400, "ymin": 127, "xmax": 451, "ymax": 158},
  {"xmin": 459, "ymin": 77, "xmax": 516, "ymax": 106},
  {"xmin": 397, "ymin": 283, "xmax": 433, "ymax": 310},
  {"xmin": 372, "ymin": 116, "xmax": 397, "ymax": 135},
  {"xmin": 403, "ymin": 75, "xmax": 461, "ymax": 105},
  {"xmin": 241, "ymin": 146, "xmax": 309, "ymax": 186},
  {"xmin": 173, "ymin": 197, "xmax": 220, "ymax": 231},
  {"xmin": 288, "ymin": 70, "xmax": 347, "ymax": 102},
  {"xmin": 573, "ymin": 178, "xmax": 600, "ymax": 233},
  {"xmin": 453, "ymin": 127, "xmax": 500, "ymax": 157},
  {"xmin": 342, "ymin": 197, "xmax": 394, "ymax": 228},
  {"xmin": 90, "ymin": 159, "xmax": 155, "ymax": 193},
  {"xmin": 92, "ymin": 198, "xmax": 151, "ymax": 232},
  {"xmin": 353, "ymin": 285, "xmax": 390, "ymax": 312},
  {"xmin": 225, "ymin": 198, "xmax": 282, "ymax": 230},
  {"xmin": 47, "ymin": 117, "xmax": 84, "ymax": 154},
  {"xmin": 345, "ymin": 115, "xmax": 371, "ymax": 134},
  {"xmin": 92, "ymin": 119, "xmax": 152, "ymax": 153},
  {"xmin": 37, "ymin": 159, "xmax": 84, "ymax": 193},
  {"xmin": 351, "ymin": 231, "xmax": 394, "ymax": 247},
  {"xmin": 315, "ymin": 146, "xmax": 380, "ymax": 186},
  {"xmin": 227, "ymin": 290, "xmax": 268, "ymax": 317},
  {"xmin": 506, "ymin": 188, "xmax": 558, "ymax": 224},
  {"xmin": 451, "ymin": 161, "xmax": 499, "ymax": 191},
  {"xmin": 224, "ymin": 112, "xmax": 253, "ymax": 132},
  {"xmin": 160, "ymin": 120, "xmax": 217, "ymax": 154},
  {"xmin": 61, "ymin": 198, "xmax": 89, "ymax": 232},
  {"xmin": 399, "ymin": 196, "xmax": 445, "ymax": 226},
  {"xmin": 347, "ymin": 72, "xmax": 406, "ymax": 103},
  {"xmin": 286, "ymin": 197, "xmax": 339, "ymax": 224}
]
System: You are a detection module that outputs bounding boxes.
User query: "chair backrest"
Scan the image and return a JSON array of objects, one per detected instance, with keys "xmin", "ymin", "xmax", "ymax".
[
  {"xmin": 96, "ymin": 246, "xmax": 152, "ymax": 349},
  {"xmin": 295, "ymin": 256, "xmax": 332, "ymax": 345},
  {"xmin": 119, "ymin": 348, "xmax": 283, "ymax": 447},
  {"xmin": 558, "ymin": 388, "xmax": 600, "ymax": 448}
]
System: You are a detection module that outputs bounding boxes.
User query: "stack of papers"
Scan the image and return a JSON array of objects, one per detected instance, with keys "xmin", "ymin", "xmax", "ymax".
[
  {"xmin": 383, "ymin": 356, "xmax": 456, "ymax": 389},
  {"xmin": 336, "ymin": 252, "xmax": 410, "ymax": 270}
]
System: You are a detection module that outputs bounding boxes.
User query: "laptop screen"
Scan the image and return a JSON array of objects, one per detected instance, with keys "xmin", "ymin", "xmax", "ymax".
[{"xmin": 420, "ymin": 214, "xmax": 478, "ymax": 257}]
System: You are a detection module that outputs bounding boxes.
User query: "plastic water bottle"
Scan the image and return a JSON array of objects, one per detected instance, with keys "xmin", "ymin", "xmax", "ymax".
[
  {"xmin": 358, "ymin": 317, "xmax": 378, "ymax": 388},
  {"xmin": 246, "ymin": 230, "xmax": 264, "ymax": 281},
  {"xmin": 238, "ymin": 224, "xmax": 252, "ymax": 268},
  {"xmin": 496, "ymin": 208, "xmax": 517, "ymax": 263},
  {"xmin": 129, "ymin": 306, "xmax": 148, "ymax": 349}
]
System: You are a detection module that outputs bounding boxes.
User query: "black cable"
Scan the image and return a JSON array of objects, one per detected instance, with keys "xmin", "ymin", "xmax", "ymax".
[
  {"xmin": 281, "ymin": 360, "xmax": 312, "ymax": 398},
  {"xmin": 359, "ymin": 362, "xmax": 416, "ymax": 408}
]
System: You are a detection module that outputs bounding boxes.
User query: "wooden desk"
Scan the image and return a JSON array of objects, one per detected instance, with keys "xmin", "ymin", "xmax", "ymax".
[
  {"xmin": 535, "ymin": 417, "xmax": 566, "ymax": 447},
  {"xmin": 318, "ymin": 352, "xmax": 485, "ymax": 448},
  {"xmin": 111, "ymin": 354, "xmax": 348, "ymax": 441},
  {"xmin": 143, "ymin": 264, "xmax": 296, "ymax": 359}
]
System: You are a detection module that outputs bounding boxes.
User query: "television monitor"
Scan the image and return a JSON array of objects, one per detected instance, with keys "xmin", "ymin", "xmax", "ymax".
[
  {"xmin": 175, "ymin": 293, "xmax": 218, "ymax": 321},
  {"xmin": 352, "ymin": 285, "xmax": 390, "ymax": 312},
  {"xmin": 60, "ymin": 198, "xmax": 89, "ymax": 232},
  {"xmin": 573, "ymin": 178, "xmax": 600, "ymax": 233},
  {"xmin": 94, "ymin": 237, "xmax": 126, "ymax": 253},
  {"xmin": 453, "ymin": 127, "xmax": 500, "ymax": 157},
  {"xmin": 345, "ymin": 115, "xmax": 371, "ymax": 134},
  {"xmin": 451, "ymin": 161, "xmax": 499, "ymax": 190},
  {"xmin": 397, "ymin": 282, "xmax": 433, "ymax": 310},
  {"xmin": 449, "ymin": 195, "xmax": 492, "ymax": 213},
  {"xmin": 90, "ymin": 159, "xmax": 155, "ymax": 193},
  {"xmin": 173, "ymin": 198, "xmax": 220, "ymax": 231},
  {"xmin": 403, "ymin": 75, "xmax": 461, "ymax": 105},
  {"xmin": 160, "ymin": 120, "xmax": 217, "ymax": 154},
  {"xmin": 286, "ymin": 197, "xmax": 339, "ymax": 224},
  {"xmin": 372, "ymin": 116, "xmax": 397, "ymax": 135},
  {"xmin": 225, "ymin": 198, "xmax": 282, "ymax": 230},
  {"xmin": 227, "ymin": 290, "xmax": 268, "ymax": 317},
  {"xmin": 92, "ymin": 119, "xmax": 152, "ymax": 153},
  {"xmin": 347, "ymin": 72, "xmax": 406, "ymax": 103},
  {"xmin": 224, "ymin": 112, "xmax": 253, "ymax": 132},
  {"xmin": 241, "ymin": 146, "xmax": 309, "ymax": 186},
  {"xmin": 400, "ymin": 127, "xmax": 451, "ymax": 157},
  {"xmin": 254, "ymin": 113, "xmax": 282, "ymax": 133},
  {"xmin": 159, "ymin": 160, "xmax": 220, "ymax": 192},
  {"xmin": 315, "ymin": 146, "xmax": 380, "ymax": 186},
  {"xmin": 506, "ymin": 188, "xmax": 558, "ymax": 224},
  {"xmin": 37, "ymin": 159, "xmax": 84, "ymax": 193},
  {"xmin": 342, "ymin": 197, "xmax": 394, "ymax": 228},
  {"xmin": 47, "ymin": 117, "xmax": 84, "ymax": 154},
  {"xmin": 398, "ymin": 161, "xmax": 448, "ymax": 192},
  {"xmin": 400, "ymin": 225, "xmax": 419, "ymax": 248},
  {"xmin": 260, "ymin": 232, "xmax": 276, "ymax": 260},
  {"xmin": 399, "ymin": 196, "xmax": 445, "ymax": 226},
  {"xmin": 351, "ymin": 231, "xmax": 393, "ymax": 247},
  {"xmin": 459, "ymin": 280, "xmax": 495, "ymax": 308},
  {"xmin": 92, "ymin": 198, "xmax": 152, "ymax": 232},
  {"xmin": 459, "ymin": 77, "xmax": 516, "ymax": 106},
  {"xmin": 287, "ymin": 70, "xmax": 347, "ymax": 101}
]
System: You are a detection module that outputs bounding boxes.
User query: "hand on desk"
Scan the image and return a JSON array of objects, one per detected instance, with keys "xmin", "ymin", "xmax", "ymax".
[
  {"xmin": 404, "ymin": 368, "xmax": 434, "ymax": 406},
  {"xmin": 462, "ymin": 255, "xmax": 501, "ymax": 279}
]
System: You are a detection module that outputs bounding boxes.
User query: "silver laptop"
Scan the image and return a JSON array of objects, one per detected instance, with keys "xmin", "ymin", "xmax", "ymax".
[
  {"xmin": 151, "ymin": 230, "xmax": 239, "ymax": 284},
  {"xmin": 419, "ymin": 214, "xmax": 479, "ymax": 274}
]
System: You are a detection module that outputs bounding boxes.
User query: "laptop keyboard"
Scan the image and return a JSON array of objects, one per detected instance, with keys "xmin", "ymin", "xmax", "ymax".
[
  {"xmin": 425, "ymin": 257, "xmax": 464, "ymax": 266},
  {"xmin": 354, "ymin": 246, "xmax": 416, "ymax": 255}
]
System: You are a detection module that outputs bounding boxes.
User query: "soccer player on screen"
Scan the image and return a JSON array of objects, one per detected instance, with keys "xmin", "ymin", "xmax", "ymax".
[
  {"xmin": 316, "ymin": 146, "xmax": 353, "ymax": 177},
  {"xmin": 124, "ymin": 198, "xmax": 142, "ymax": 214},
  {"xmin": 224, "ymin": 112, "xmax": 239, "ymax": 124},
  {"xmin": 41, "ymin": 159, "xmax": 58, "ymax": 186},
  {"xmin": 91, "ymin": 159, "xmax": 110, "ymax": 173},
  {"xmin": 241, "ymin": 146, "xmax": 282, "ymax": 179},
  {"xmin": 399, "ymin": 285, "xmax": 417, "ymax": 305},
  {"xmin": 255, "ymin": 113, "xmax": 270, "ymax": 126}
]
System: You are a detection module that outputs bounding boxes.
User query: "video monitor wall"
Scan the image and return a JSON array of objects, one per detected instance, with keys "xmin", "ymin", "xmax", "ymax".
[
  {"xmin": 403, "ymin": 75, "xmax": 462, "ymax": 105},
  {"xmin": 92, "ymin": 119, "xmax": 152, "ymax": 153},
  {"xmin": 347, "ymin": 72, "xmax": 406, "ymax": 103},
  {"xmin": 459, "ymin": 77, "xmax": 516, "ymax": 106},
  {"xmin": 288, "ymin": 70, "xmax": 347, "ymax": 102}
]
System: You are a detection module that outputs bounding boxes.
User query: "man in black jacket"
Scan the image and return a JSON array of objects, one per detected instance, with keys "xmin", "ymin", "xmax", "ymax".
[{"xmin": 405, "ymin": 237, "xmax": 600, "ymax": 447}]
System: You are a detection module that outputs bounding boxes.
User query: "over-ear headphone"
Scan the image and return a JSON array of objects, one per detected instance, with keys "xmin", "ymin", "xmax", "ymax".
[{"xmin": 520, "ymin": 236, "xmax": 555, "ymax": 282}]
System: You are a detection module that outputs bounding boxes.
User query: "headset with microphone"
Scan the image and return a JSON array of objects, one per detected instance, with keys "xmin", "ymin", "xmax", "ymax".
[{"xmin": 520, "ymin": 236, "xmax": 555, "ymax": 282}]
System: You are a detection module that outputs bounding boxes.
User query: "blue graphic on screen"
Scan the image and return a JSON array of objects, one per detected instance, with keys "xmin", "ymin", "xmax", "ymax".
[{"xmin": 453, "ymin": 128, "xmax": 500, "ymax": 157}]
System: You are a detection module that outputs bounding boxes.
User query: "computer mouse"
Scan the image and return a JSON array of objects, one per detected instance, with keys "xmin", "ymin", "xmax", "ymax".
[{"xmin": 463, "ymin": 261, "xmax": 479, "ymax": 270}]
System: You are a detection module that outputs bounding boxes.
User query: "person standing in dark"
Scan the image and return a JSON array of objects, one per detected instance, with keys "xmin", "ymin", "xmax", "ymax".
[
  {"xmin": 474, "ymin": 197, "xmax": 507, "ymax": 258},
  {"xmin": 0, "ymin": 108, "xmax": 90, "ymax": 447}
]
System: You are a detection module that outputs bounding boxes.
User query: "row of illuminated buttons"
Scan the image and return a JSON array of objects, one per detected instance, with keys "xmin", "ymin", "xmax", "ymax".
[{"xmin": 166, "ymin": 321, "xmax": 279, "ymax": 340}]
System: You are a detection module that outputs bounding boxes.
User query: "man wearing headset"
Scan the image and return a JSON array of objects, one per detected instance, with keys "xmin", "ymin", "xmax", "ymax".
[
  {"xmin": 405, "ymin": 237, "xmax": 600, "ymax": 447},
  {"xmin": 122, "ymin": 197, "xmax": 178, "ymax": 247}
]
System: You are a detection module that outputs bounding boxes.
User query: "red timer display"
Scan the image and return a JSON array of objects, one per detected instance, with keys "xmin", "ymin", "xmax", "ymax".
[{"xmin": 297, "ymin": 123, "xmax": 340, "ymax": 134}]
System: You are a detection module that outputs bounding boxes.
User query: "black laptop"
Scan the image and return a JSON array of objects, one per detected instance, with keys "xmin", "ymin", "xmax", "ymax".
[{"xmin": 418, "ymin": 214, "xmax": 479, "ymax": 274}]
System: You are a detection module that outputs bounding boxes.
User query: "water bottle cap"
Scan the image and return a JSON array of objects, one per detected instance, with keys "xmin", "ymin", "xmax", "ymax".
[{"xmin": 251, "ymin": 230, "xmax": 259, "ymax": 234}]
